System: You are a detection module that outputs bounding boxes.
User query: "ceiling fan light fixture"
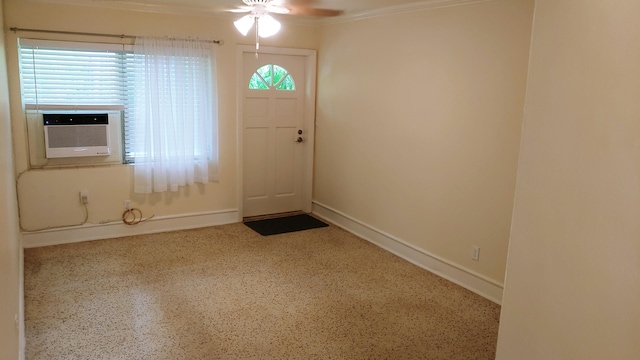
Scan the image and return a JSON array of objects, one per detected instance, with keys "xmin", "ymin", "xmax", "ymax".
[
  {"xmin": 234, "ymin": 14, "xmax": 255, "ymax": 36},
  {"xmin": 257, "ymin": 14, "xmax": 281, "ymax": 38}
]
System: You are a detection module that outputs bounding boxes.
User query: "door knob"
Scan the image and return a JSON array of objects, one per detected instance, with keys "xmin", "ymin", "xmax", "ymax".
[{"xmin": 296, "ymin": 137, "xmax": 304, "ymax": 143}]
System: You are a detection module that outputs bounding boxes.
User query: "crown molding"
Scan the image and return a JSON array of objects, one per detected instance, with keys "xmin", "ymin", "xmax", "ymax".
[
  {"xmin": 26, "ymin": 0, "xmax": 496, "ymax": 25},
  {"xmin": 319, "ymin": 0, "xmax": 496, "ymax": 25},
  {"xmin": 25, "ymin": 0, "xmax": 321, "ymax": 26},
  {"xmin": 25, "ymin": 0, "xmax": 229, "ymax": 18}
]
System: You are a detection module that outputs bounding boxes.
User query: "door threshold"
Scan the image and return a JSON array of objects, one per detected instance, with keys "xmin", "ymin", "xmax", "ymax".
[{"xmin": 243, "ymin": 211, "xmax": 305, "ymax": 223}]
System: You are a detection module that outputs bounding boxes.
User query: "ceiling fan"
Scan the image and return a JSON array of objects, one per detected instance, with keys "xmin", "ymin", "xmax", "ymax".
[
  {"xmin": 229, "ymin": 0, "xmax": 343, "ymax": 49},
  {"xmin": 230, "ymin": 0, "xmax": 343, "ymax": 18}
]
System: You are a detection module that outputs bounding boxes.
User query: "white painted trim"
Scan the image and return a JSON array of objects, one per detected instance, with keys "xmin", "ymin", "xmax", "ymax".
[
  {"xmin": 236, "ymin": 46, "xmax": 317, "ymax": 218},
  {"xmin": 320, "ymin": 0, "xmax": 495, "ymax": 24},
  {"xmin": 312, "ymin": 201, "xmax": 504, "ymax": 304},
  {"xmin": 235, "ymin": 47, "xmax": 245, "ymax": 219},
  {"xmin": 28, "ymin": 0, "xmax": 230, "ymax": 18},
  {"xmin": 21, "ymin": 209, "xmax": 239, "ymax": 248},
  {"xmin": 19, "ymin": 245, "xmax": 25, "ymax": 360},
  {"xmin": 32, "ymin": 0, "xmax": 494, "ymax": 25}
]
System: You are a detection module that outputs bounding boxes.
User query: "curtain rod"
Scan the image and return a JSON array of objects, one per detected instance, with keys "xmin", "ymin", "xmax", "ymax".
[{"xmin": 9, "ymin": 27, "xmax": 223, "ymax": 45}]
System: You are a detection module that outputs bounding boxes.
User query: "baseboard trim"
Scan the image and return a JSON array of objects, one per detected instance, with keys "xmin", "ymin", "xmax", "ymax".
[
  {"xmin": 21, "ymin": 209, "xmax": 240, "ymax": 248},
  {"xmin": 22, "ymin": 204, "xmax": 503, "ymax": 303},
  {"xmin": 312, "ymin": 201, "xmax": 503, "ymax": 304}
]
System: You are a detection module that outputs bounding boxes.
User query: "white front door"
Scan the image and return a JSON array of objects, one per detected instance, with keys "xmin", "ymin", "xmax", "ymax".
[{"xmin": 240, "ymin": 49, "xmax": 315, "ymax": 218}]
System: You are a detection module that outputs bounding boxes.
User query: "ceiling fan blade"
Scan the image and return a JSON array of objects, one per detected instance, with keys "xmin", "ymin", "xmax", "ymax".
[
  {"xmin": 225, "ymin": 5, "xmax": 252, "ymax": 13},
  {"xmin": 266, "ymin": 4, "xmax": 290, "ymax": 14},
  {"xmin": 282, "ymin": 0, "xmax": 317, "ymax": 5},
  {"xmin": 288, "ymin": 6, "xmax": 343, "ymax": 17}
]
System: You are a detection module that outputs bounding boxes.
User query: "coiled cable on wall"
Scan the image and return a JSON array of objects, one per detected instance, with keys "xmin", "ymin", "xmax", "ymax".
[{"xmin": 122, "ymin": 208, "xmax": 154, "ymax": 226}]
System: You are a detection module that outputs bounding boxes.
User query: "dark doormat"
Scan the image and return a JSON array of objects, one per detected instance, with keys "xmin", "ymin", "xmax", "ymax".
[{"xmin": 244, "ymin": 214, "xmax": 329, "ymax": 236}]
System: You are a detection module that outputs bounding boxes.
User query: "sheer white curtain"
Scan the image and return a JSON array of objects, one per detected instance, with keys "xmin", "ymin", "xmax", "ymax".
[{"xmin": 133, "ymin": 37, "xmax": 218, "ymax": 193}]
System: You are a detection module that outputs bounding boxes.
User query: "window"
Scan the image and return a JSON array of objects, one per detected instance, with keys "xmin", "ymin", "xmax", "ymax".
[
  {"xmin": 131, "ymin": 37, "xmax": 216, "ymax": 193},
  {"xmin": 18, "ymin": 39, "xmax": 217, "ymax": 173},
  {"xmin": 19, "ymin": 39, "xmax": 137, "ymax": 162},
  {"xmin": 249, "ymin": 64, "xmax": 296, "ymax": 90}
]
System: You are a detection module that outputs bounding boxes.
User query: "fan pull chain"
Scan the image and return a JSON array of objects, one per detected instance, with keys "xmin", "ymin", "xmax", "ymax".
[{"xmin": 255, "ymin": 16, "xmax": 260, "ymax": 55}]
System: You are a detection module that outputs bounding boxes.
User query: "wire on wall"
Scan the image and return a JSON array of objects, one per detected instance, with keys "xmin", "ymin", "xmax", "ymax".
[{"xmin": 15, "ymin": 169, "xmax": 91, "ymax": 232}]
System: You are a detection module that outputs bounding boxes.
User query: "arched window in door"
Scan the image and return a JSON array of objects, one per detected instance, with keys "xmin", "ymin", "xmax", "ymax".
[{"xmin": 249, "ymin": 64, "xmax": 296, "ymax": 90}]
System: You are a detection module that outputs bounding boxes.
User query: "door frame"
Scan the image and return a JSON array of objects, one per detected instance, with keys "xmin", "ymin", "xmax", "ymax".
[{"xmin": 236, "ymin": 45, "xmax": 317, "ymax": 219}]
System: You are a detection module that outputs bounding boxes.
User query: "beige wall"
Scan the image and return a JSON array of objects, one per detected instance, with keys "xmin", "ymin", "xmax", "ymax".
[
  {"xmin": 0, "ymin": 0, "xmax": 22, "ymax": 357},
  {"xmin": 497, "ymin": 0, "xmax": 640, "ymax": 358},
  {"xmin": 4, "ymin": 0, "xmax": 319, "ymax": 230},
  {"xmin": 315, "ymin": 0, "xmax": 533, "ymax": 285}
]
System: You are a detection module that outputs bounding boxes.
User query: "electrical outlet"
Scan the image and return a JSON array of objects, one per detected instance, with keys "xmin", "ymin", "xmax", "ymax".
[
  {"xmin": 124, "ymin": 200, "xmax": 132, "ymax": 210},
  {"xmin": 472, "ymin": 246, "xmax": 480, "ymax": 261},
  {"xmin": 80, "ymin": 190, "xmax": 89, "ymax": 204}
]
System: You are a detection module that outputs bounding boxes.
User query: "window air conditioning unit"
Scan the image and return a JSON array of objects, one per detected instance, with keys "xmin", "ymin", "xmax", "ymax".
[{"xmin": 43, "ymin": 113, "xmax": 111, "ymax": 158}]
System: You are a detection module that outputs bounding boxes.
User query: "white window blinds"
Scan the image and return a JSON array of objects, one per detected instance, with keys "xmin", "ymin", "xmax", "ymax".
[{"xmin": 19, "ymin": 39, "xmax": 130, "ymax": 108}]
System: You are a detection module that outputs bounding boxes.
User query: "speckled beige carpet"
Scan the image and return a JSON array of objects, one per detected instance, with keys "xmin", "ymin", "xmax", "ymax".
[{"xmin": 24, "ymin": 221, "xmax": 500, "ymax": 359}]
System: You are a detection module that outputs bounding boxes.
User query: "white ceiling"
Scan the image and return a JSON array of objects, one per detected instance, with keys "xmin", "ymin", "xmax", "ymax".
[{"xmin": 33, "ymin": 0, "xmax": 483, "ymax": 21}]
